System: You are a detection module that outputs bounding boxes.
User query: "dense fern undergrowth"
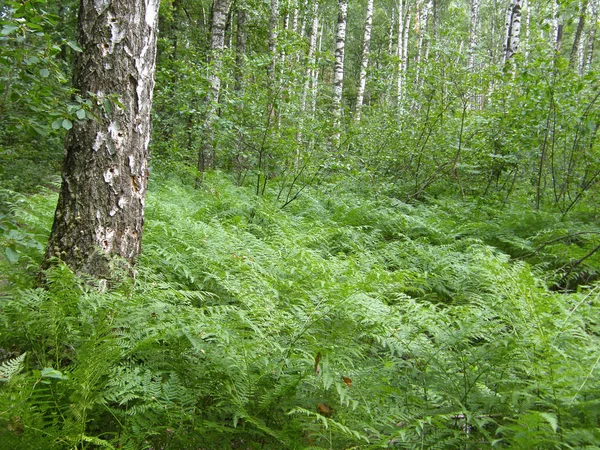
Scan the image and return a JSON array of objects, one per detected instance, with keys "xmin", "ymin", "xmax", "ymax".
[{"xmin": 1, "ymin": 172, "xmax": 600, "ymax": 449}]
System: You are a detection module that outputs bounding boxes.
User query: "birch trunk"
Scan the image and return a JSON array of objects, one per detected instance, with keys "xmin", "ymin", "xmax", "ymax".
[
  {"xmin": 311, "ymin": 21, "xmax": 323, "ymax": 113},
  {"xmin": 585, "ymin": 0, "xmax": 598, "ymax": 72},
  {"xmin": 298, "ymin": 0, "xmax": 319, "ymax": 144},
  {"xmin": 396, "ymin": 0, "xmax": 404, "ymax": 106},
  {"xmin": 43, "ymin": 0, "xmax": 159, "ymax": 278},
  {"xmin": 415, "ymin": 0, "xmax": 432, "ymax": 86},
  {"xmin": 570, "ymin": 0, "xmax": 589, "ymax": 73},
  {"xmin": 197, "ymin": 0, "xmax": 230, "ymax": 178},
  {"xmin": 269, "ymin": 0, "xmax": 279, "ymax": 81},
  {"xmin": 235, "ymin": 6, "xmax": 247, "ymax": 90},
  {"xmin": 355, "ymin": 0, "xmax": 374, "ymax": 122},
  {"xmin": 524, "ymin": 0, "xmax": 530, "ymax": 61},
  {"xmin": 332, "ymin": 0, "xmax": 348, "ymax": 146},
  {"xmin": 467, "ymin": 0, "xmax": 480, "ymax": 70},
  {"xmin": 302, "ymin": 1, "xmax": 319, "ymax": 113},
  {"xmin": 503, "ymin": 0, "xmax": 522, "ymax": 63},
  {"xmin": 388, "ymin": 7, "xmax": 395, "ymax": 55},
  {"xmin": 552, "ymin": 0, "xmax": 560, "ymax": 50}
]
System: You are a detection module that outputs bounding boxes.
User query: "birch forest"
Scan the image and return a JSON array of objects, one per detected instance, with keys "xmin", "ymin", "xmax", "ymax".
[{"xmin": 2, "ymin": 0, "xmax": 600, "ymax": 448}]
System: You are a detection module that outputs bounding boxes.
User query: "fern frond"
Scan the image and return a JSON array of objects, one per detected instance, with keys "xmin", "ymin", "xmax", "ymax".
[{"xmin": 0, "ymin": 353, "xmax": 26, "ymax": 382}]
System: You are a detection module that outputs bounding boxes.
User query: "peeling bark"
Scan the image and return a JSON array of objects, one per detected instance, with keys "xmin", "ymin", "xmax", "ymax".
[{"xmin": 43, "ymin": 0, "xmax": 160, "ymax": 279}]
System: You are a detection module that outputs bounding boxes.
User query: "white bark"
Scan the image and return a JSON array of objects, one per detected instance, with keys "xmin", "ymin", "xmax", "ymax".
[
  {"xmin": 300, "ymin": 0, "xmax": 319, "ymax": 131},
  {"xmin": 332, "ymin": 0, "xmax": 348, "ymax": 145},
  {"xmin": 44, "ymin": 0, "xmax": 160, "ymax": 277},
  {"xmin": 415, "ymin": 0, "xmax": 432, "ymax": 85},
  {"xmin": 467, "ymin": 0, "xmax": 480, "ymax": 70},
  {"xmin": 269, "ymin": 0, "xmax": 279, "ymax": 81},
  {"xmin": 396, "ymin": 0, "xmax": 404, "ymax": 106},
  {"xmin": 388, "ymin": 7, "xmax": 395, "ymax": 54},
  {"xmin": 198, "ymin": 0, "xmax": 231, "ymax": 175},
  {"xmin": 570, "ymin": 0, "xmax": 589, "ymax": 74},
  {"xmin": 552, "ymin": 0, "xmax": 560, "ymax": 50},
  {"xmin": 503, "ymin": 0, "xmax": 522, "ymax": 63},
  {"xmin": 311, "ymin": 21, "xmax": 323, "ymax": 113},
  {"xmin": 585, "ymin": 0, "xmax": 599, "ymax": 72},
  {"xmin": 355, "ymin": 0, "xmax": 374, "ymax": 122},
  {"xmin": 524, "ymin": 0, "xmax": 530, "ymax": 61}
]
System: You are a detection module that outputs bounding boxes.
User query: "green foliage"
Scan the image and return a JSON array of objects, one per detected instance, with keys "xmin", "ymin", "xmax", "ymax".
[
  {"xmin": 0, "ymin": 0, "xmax": 78, "ymax": 192},
  {"xmin": 1, "ymin": 172, "xmax": 600, "ymax": 448}
]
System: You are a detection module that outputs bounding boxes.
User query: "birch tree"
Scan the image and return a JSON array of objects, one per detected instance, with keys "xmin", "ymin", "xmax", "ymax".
[
  {"xmin": 269, "ymin": 0, "xmax": 279, "ymax": 81},
  {"xmin": 355, "ymin": 0, "xmax": 374, "ymax": 122},
  {"xmin": 396, "ymin": 0, "xmax": 405, "ymax": 106},
  {"xmin": 585, "ymin": 0, "xmax": 598, "ymax": 72},
  {"xmin": 332, "ymin": 0, "xmax": 348, "ymax": 146},
  {"xmin": 197, "ymin": 0, "xmax": 231, "ymax": 178},
  {"xmin": 503, "ymin": 0, "xmax": 522, "ymax": 63},
  {"xmin": 467, "ymin": 0, "xmax": 480, "ymax": 70},
  {"xmin": 570, "ymin": 0, "xmax": 589, "ymax": 74},
  {"xmin": 43, "ymin": 0, "xmax": 160, "ymax": 278}
]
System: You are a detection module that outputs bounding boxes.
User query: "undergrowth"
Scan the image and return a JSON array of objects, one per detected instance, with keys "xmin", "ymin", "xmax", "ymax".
[{"xmin": 1, "ymin": 172, "xmax": 599, "ymax": 449}]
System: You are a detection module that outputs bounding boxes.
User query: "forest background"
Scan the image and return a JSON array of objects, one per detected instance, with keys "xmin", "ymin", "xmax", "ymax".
[{"xmin": 2, "ymin": 0, "xmax": 600, "ymax": 448}]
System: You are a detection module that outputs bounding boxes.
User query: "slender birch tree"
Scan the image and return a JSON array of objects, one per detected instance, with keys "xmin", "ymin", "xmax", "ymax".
[
  {"xmin": 467, "ymin": 0, "xmax": 480, "ymax": 70},
  {"xmin": 355, "ymin": 0, "xmax": 374, "ymax": 122},
  {"xmin": 396, "ymin": 0, "xmax": 405, "ymax": 106},
  {"xmin": 585, "ymin": 0, "xmax": 598, "ymax": 72},
  {"xmin": 570, "ymin": 0, "xmax": 589, "ymax": 74},
  {"xmin": 197, "ymin": 0, "xmax": 231, "ymax": 179},
  {"xmin": 43, "ymin": 0, "xmax": 160, "ymax": 278},
  {"xmin": 332, "ymin": 0, "xmax": 348, "ymax": 146},
  {"xmin": 503, "ymin": 0, "xmax": 522, "ymax": 63}
]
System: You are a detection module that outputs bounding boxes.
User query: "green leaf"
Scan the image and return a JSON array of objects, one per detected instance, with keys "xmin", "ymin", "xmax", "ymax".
[
  {"xmin": 66, "ymin": 40, "xmax": 83, "ymax": 52},
  {"xmin": 76, "ymin": 109, "xmax": 86, "ymax": 120},
  {"xmin": 62, "ymin": 119, "xmax": 73, "ymax": 130},
  {"xmin": 4, "ymin": 247, "xmax": 19, "ymax": 264},
  {"xmin": 103, "ymin": 98, "xmax": 113, "ymax": 115},
  {"xmin": 52, "ymin": 119, "xmax": 63, "ymax": 130},
  {"xmin": 538, "ymin": 412, "xmax": 558, "ymax": 433},
  {"xmin": 1, "ymin": 25, "xmax": 18, "ymax": 36},
  {"xmin": 39, "ymin": 68, "xmax": 50, "ymax": 78},
  {"xmin": 41, "ymin": 368, "xmax": 68, "ymax": 380}
]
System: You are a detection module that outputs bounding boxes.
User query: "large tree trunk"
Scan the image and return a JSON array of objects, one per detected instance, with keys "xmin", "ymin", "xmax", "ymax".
[
  {"xmin": 43, "ymin": 0, "xmax": 160, "ymax": 279},
  {"xmin": 197, "ymin": 0, "xmax": 230, "ymax": 180},
  {"xmin": 355, "ymin": 0, "xmax": 374, "ymax": 122},
  {"xmin": 332, "ymin": 0, "xmax": 348, "ymax": 147}
]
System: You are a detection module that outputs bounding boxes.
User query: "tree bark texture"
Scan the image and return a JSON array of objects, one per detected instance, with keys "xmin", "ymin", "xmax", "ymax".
[
  {"xmin": 355, "ymin": 0, "xmax": 374, "ymax": 122},
  {"xmin": 43, "ymin": 0, "xmax": 159, "ymax": 278},
  {"xmin": 332, "ymin": 0, "xmax": 348, "ymax": 146},
  {"xmin": 503, "ymin": 0, "xmax": 522, "ymax": 63}
]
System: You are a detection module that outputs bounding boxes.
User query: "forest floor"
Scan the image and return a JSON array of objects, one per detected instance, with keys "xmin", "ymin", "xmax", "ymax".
[{"xmin": 1, "ymin": 172, "xmax": 600, "ymax": 448}]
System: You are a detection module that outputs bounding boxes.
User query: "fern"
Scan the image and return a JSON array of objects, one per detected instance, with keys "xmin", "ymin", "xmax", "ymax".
[{"xmin": 0, "ymin": 353, "xmax": 26, "ymax": 383}]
